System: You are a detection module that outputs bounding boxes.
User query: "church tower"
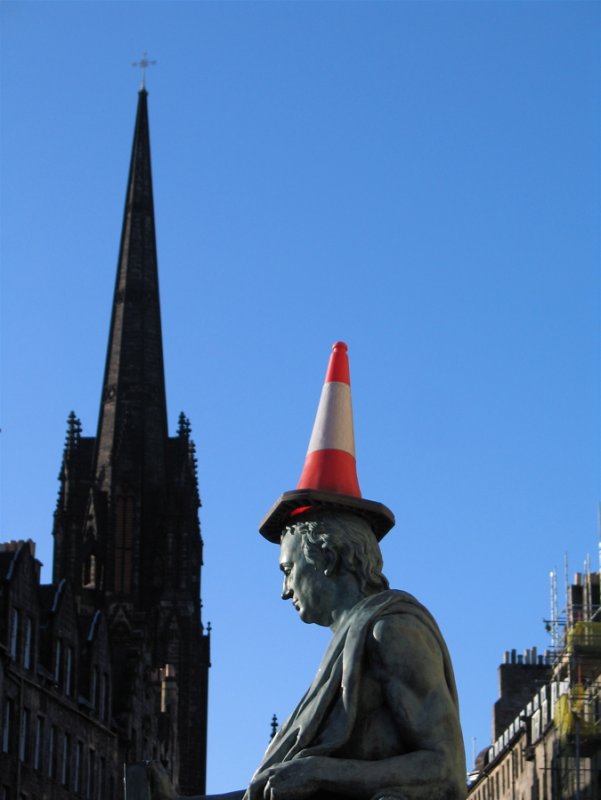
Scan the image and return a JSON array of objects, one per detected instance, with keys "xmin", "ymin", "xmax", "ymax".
[{"xmin": 52, "ymin": 87, "xmax": 210, "ymax": 795}]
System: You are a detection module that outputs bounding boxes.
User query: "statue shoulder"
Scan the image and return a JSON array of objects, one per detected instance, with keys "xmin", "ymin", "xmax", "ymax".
[
  {"xmin": 354, "ymin": 588, "xmax": 433, "ymax": 628},
  {"xmin": 366, "ymin": 601, "xmax": 447, "ymax": 688},
  {"xmin": 369, "ymin": 627, "xmax": 446, "ymax": 718}
]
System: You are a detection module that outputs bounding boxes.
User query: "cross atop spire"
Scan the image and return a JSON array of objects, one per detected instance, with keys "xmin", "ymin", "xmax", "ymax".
[{"xmin": 132, "ymin": 51, "xmax": 157, "ymax": 90}]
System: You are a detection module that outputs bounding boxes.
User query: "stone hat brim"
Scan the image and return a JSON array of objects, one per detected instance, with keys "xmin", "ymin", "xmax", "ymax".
[{"xmin": 259, "ymin": 488, "xmax": 395, "ymax": 543}]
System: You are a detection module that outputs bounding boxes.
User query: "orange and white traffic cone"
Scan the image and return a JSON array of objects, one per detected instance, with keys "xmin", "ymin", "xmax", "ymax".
[
  {"xmin": 296, "ymin": 341, "xmax": 361, "ymax": 497},
  {"xmin": 260, "ymin": 341, "xmax": 394, "ymax": 542}
]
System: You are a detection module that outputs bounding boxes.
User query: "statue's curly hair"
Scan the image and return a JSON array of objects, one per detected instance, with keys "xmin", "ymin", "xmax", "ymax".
[{"xmin": 283, "ymin": 512, "xmax": 389, "ymax": 595}]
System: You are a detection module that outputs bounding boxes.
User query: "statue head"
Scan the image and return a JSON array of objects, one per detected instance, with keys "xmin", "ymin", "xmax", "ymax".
[{"xmin": 279, "ymin": 511, "xmax": 389, "ymax": 627}]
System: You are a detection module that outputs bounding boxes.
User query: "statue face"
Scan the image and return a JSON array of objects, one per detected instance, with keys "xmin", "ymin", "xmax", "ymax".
[{"xmin": 279, "ymin": 531, "xmax": 333, "ymax": 627}]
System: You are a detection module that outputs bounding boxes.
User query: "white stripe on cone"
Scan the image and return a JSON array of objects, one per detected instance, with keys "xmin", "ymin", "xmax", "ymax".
[{"xmin": 306, "ymin": 381, "xmax": 355, "ymax": 456}]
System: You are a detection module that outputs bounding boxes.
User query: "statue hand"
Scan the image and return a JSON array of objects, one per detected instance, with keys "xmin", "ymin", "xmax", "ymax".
[{"xmin": 249, "ymin": 757, "xmax": 329, "ymax": 800}]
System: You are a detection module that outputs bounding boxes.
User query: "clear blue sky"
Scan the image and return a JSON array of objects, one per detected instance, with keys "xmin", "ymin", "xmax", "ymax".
[{"xmin": 1, "ymin": 0, "xmax": 599, "ymax": 792}]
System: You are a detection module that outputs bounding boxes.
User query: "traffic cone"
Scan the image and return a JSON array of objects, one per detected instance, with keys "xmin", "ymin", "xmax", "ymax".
[
  {"xmin": 296, "ymin": 341, "xmax": 361, "ymax": 497},
  {"xmin": 259, "ymin": 342, "xmax": 395, "ymax": 543}
]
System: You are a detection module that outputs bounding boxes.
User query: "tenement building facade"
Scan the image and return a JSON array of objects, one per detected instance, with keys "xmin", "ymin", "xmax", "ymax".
[
  {"xmin": 0, "ymin": 87, "xmax": 210, "ymax": 799},
  {"xmin": 467, "ymin": 563, "xmax": 601, "ymax": 800}
]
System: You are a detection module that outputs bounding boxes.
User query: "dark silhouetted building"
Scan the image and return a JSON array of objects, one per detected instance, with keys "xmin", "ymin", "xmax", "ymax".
[{"xmin": 1, "ymin": 88, "xmax": 210, "ymax": 799}]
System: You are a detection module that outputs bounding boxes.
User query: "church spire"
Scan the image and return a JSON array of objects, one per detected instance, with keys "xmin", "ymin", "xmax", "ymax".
[
  {"xmin": 94, "ymin": 88, "xmax": 168, "ymax": 491},
  {"xmin": 51, "ymin": 88, "xmax": 209, "ymax": 794}
]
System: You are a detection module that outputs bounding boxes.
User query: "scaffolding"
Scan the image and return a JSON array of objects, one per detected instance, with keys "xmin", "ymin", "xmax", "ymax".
[{"xmin": 551, "ymin": 565, "xmax": 601, "ymax": 799}]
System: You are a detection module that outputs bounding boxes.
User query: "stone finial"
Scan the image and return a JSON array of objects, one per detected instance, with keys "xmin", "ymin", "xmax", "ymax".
[{"xmin": 64, "ymin": 411, "xmax": 82, "ymax": 456}]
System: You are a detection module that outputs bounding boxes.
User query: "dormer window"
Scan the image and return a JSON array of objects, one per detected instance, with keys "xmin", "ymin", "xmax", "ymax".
[
  {"xmin": 54, "ymin": 639, "xmax": 62, "ymax": 688},
  {"xmin": 65, "ymin": 647, "xmax": 73, "ymax": 696},
  {"xmin": 9, "ymin": 608, "xmax": 19, "ymax": 660},
  {"xmin": 23, "ymin": 616, "xmax": 33, "ymax": 670}
]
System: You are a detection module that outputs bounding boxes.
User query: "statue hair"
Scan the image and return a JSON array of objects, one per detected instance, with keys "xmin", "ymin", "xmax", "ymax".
[{"xmin": 283, "ymin": 512, "xmax": 389, "ymax": 595}]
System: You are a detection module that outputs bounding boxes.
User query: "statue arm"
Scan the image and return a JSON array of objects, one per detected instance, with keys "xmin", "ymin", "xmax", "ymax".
[
  {"xmin": 250, "ymin": 615, "xmax": 465, "ymax": 800},
  {"xmin": 360, "ymin": 614, "xmax": 465, "ymax": 796}
]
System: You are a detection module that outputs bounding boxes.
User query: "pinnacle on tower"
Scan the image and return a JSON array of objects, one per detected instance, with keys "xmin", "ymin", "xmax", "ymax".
[
  {"xmin": 64, "ymin": 411, "xmax": 82, "ymax": 457},
  {"xmin": 178, "ymin": 411, "xmax": 192, "ymax": 440}
]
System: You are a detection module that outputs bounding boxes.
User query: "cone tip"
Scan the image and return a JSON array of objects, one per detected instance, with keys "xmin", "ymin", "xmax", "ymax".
[{"xmin": 325, "ymin": 341, "xmax": 351, "ymax": 384}]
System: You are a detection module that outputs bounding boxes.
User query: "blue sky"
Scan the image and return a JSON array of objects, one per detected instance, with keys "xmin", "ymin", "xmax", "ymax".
[{"xmin": 1, "ymin": 0, "xmax": 600, "ymax": 792}]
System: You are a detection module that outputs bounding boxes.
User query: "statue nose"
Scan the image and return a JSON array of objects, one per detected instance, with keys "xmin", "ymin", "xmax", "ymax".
[{"xmin": 282, "ymin": 585, "xmax": 293, "ymax": 601}]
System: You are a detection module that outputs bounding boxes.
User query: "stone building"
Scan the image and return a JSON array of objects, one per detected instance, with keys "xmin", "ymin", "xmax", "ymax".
[
  {"xmin": 2, "ymin": 540, "xmax": 125, "ymax": 800},
  {"xmin": 467, "ymin": 565, "xmax": 601, "ymax": 800},
  {"xmin": 0, "ymin": 86, "xmax": 210, "ymax": 799}
]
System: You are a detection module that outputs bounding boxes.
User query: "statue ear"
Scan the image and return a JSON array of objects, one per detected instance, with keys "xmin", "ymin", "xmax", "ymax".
[{"xmin": 322, "ymin": 547, "xmax": 339, "ymax": 577}]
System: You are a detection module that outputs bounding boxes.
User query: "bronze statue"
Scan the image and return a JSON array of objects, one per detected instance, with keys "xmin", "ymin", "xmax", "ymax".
[{"xmin": 139, "ymin": 342, "xmax": 466, "ymax": 800}]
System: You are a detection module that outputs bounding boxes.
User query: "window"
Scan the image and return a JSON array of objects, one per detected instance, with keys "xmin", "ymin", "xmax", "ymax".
[
  {"xmin": 9, "ymin": 609, "xmax": 19, "ymax": 660},
  {"xmin": 99, "ymin": 674, "xmax": 109, "ymax": 721},
  {"xmin": 48, "ymin": 726, "xmax": 56, "ymax": 778},
  {"xmin": 33, "ymin": 717, "xmax": 43, "ymax": 770},
  {"xmin": 18, "ymin": 708, "xmax": 29, "ymax": 763},
  {"xmin": 61, "ymin": 733, "xmax": 70, "ymax": 787},
  {"xmin": 74, "ymin": 741, "xmax": 83, "ymax": 794},
  {"xmin": 65, "ymin": 647, "xmax": 73, "ymax": 696},
  {"xmin": 2, "ymin": 699, "xmax": 12, "ymax": 753},
  {"xmin": 86, "ymin": 749, "xmax": 95, "ymax": 800},
  {"xmin": 91, "ymin": 667, "xmax": 98, "ymax": 710},
  {"xmin": 23, "ymin": 617, "xmax": 33, "ymax": 670},
  {"xmin": 114, "ymin": 496, "xmax": 134, "ymax": 593},
  {"xmin": 82, "ymin": 553, "xmax": 96, "ymax": 589},
  {"xmin": 54, "ymin": 639, "xmax": 62, "ymax": 687},
  {"xmin": 520, "ymin": 744, "xmax": 524, "ymax": 773}
]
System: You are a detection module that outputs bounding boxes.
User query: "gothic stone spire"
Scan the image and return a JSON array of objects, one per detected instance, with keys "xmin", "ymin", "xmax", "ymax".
[{"xmin": 94, "ymin": 88, "xmax": 168, "ymax": 493}]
